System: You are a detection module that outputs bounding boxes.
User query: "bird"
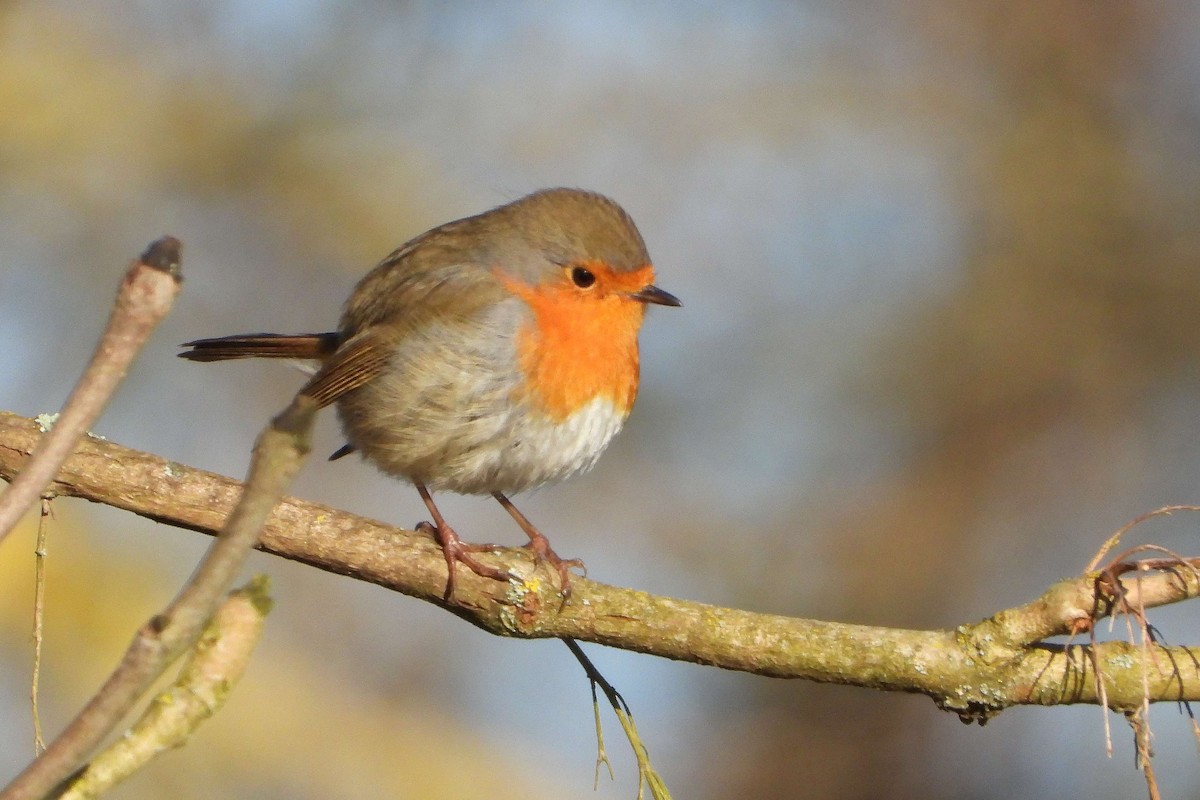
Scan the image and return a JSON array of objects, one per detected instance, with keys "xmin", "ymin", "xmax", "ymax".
[{"xmin": 180, "ymin": 188, "xmax": 680, "ymax": 601}]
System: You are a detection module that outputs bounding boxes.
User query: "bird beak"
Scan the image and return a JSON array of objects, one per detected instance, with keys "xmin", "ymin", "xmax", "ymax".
[{"xmin": 628, "ymin": 285, "xmax": 682, "ymax": 307}]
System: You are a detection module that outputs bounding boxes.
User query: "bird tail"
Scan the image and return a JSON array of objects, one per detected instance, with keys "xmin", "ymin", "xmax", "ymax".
[{"xmin": 178, "ymin": 332, "xmax": 341, "ymax": 362}]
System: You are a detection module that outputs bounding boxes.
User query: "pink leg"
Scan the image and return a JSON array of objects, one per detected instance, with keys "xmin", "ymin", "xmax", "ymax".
[
  {"xmin": 415, "ymin": 482, "xmax": 510, "ymax": 601},
  {"xmin": 492, "ymin": 491, "xmax": 584, "ymax": 597}
]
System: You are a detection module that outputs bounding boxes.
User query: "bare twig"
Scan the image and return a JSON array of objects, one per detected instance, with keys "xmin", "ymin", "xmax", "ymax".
[
  {"xmin": 31, "ymin": 497, "xmax": 51, "ymax": 754},
  {"xmin": 58, "ymin": 576, "xmax": 272, "ymax": 800},
  {"xmin": 564, "ymin": 638, "xmax": 670, "ymax": 800},
  {"xmin": 1128, "ymin": 708, "xmax": 1162, "ymax": 800},
  {"xmin": 1081, "ymin": 546, "xmax": 1200, "ymax": 790},
  {"xmin": 1086, "ymin": 506, "xmax": 1200, "ymax": 572},
  {"xmin": 0, "ymin": 396, "xmax": 315, "ymax": 800},
  {"xmin": 588, "ymin": 678, "xmax": 616, "ymax": 789},
  {"xmin": 0, "ymin": 237, "xmax": 182, "ymax": 546}
]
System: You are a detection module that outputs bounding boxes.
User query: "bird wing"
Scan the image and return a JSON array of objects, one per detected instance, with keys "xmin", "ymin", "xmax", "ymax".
[{"xmin": 299, "ymin": 330, "xmax": 394, "ymax": 408}]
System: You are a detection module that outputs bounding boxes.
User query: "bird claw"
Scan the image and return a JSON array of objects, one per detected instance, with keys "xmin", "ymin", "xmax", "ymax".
[
  {"xmin": 415, "ymin": 520, "xmax": 513, "ymax": 602},
  {"xmin": 522, "ymin": 537, "xmax": 584, "ymax": 600}
]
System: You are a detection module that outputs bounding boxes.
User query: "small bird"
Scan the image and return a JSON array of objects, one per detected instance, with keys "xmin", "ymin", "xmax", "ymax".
[{"xmin": 180, "ymin": 188, "xmax": 680, "ymax": 601}]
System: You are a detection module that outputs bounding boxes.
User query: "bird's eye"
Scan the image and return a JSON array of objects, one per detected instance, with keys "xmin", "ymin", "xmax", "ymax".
[{"xmin": 570, "ymin": 266, "xmax": 596, "ymax": 289}]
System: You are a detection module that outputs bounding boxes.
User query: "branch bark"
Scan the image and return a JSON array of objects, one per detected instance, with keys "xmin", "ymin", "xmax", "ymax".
[
  {"xmin": 0, "ymin": 237, "xmax": 181, "ymax": 546},
  {"xmin": 1, "ymin": 409, "xmax": 1198, "ymax": 721},
  {"xmin": 58, "ymin": 576, "xmax": 272, "ymax": 800},
  {"xmin": 0, "ymin": 400, "xmax": 313, "ymax": 800}
]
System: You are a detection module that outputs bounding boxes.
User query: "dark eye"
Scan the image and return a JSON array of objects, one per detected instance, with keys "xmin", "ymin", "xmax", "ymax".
[{"xmin": 570, "ymin": 266, "xmax": 596, "ymax": 289}]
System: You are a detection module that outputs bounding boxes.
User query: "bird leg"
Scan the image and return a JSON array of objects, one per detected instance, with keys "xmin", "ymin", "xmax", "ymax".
[
  {"xmin": 492, "ymin": 491, "xmax": 585, "ymax": 597},
  {"xmin": 415, "ymin": 482, "xmax": 511, "ymax": 602}
]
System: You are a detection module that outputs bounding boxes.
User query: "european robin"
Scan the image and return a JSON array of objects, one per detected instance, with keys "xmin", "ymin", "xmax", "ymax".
[{"xmin": 180, "ymin": 188, "xmax": 680, "ymax": 601}]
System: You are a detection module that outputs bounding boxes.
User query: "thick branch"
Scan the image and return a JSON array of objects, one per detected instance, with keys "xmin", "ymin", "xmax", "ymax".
[{"xmin": 1, "ymin": 410, "xmax": 1198, "ymax": 719}]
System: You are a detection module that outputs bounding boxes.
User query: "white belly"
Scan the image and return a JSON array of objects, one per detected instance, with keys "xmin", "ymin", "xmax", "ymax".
[{"xmin": 434, "ymin": 395, "xmax": 628, "ymax": 495}]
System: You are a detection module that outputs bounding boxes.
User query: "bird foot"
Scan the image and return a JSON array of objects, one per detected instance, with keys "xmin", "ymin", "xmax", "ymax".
[
  {"xmin": 415, "ymin": 520, "xmax": 512, "ymax": 602},
  {"xmin": 490, "ymin": 492, "xmax": 584, "ymax": 600},
  {"xmin": 521, "ymin": 534, "xmax": 585, "ymax": 600}
]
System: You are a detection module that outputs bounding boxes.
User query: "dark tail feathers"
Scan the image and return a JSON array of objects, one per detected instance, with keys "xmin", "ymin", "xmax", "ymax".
[{"xmin": 178, "ymin": 332, "xmax": 340, "ymax": 362}]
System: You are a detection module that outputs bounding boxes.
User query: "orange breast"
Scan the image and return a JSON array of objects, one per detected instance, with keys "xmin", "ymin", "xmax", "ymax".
[{"xmin": 501, "ymin": 267, "xmax": 651, "ymax": 421}]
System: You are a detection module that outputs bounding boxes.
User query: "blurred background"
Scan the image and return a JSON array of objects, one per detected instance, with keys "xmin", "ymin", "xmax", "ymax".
[{"xmin": 2, "ymin": 2, "xmax": 1200, "ymax": 797}]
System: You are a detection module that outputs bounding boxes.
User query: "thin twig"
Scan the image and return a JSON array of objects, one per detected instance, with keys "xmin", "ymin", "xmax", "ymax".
[
  {"xmin": 0, "ymin": 396, "xmax": 315, "ymax": 800},
  {"xmin": 31, "ymin": 497, "xmax": 51, "ymax": 755},
  {"xmin": 0, "ymin": 238, "xmax": 182, "ymax": 546},
  {"xmin": 1127, "ymin": 708, "xmax": 1162, "ymax": 800},
  {"xmin": 1086, "ymin": 506, "xmax": 1200, "ymax": 572},
  {"xmin": 588, "ymin": 676, "xmax": 616, "ymax": 790},
  {"xmin": 563, "ymin": 638, "xmax": 671, "ymax": 800}
]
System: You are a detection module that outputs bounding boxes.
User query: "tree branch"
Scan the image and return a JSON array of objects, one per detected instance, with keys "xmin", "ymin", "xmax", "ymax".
[
  {"xmin": 1, "ymin": 409, "xmax": 1198, "ymax": 721},
  {"xmin": 0, "ymin": 237, "xmax": 181, "ymax": 546},
  {"xmin": 0, "ymin": 399, "xmax": 314, "ymax": 800},
  {"xmin": 58, "ymin": 576, "xmax": 272, "ymax": 799}
]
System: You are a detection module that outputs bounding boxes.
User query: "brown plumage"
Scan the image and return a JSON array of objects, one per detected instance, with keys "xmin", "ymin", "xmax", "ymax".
[{"xmin": 180, "ymin": 188, "xmax": 680, "ymax": 600}]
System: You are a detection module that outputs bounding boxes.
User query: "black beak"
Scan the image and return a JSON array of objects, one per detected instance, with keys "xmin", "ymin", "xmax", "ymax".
[{"xmin": 628, "ymin": 285, "xmax": 682, "ymax": 307}]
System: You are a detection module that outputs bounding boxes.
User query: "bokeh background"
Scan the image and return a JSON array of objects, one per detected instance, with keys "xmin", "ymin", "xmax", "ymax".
[{"xmin": 3, "ymin": 2, "xmax": 1200, "ymax": 798}]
